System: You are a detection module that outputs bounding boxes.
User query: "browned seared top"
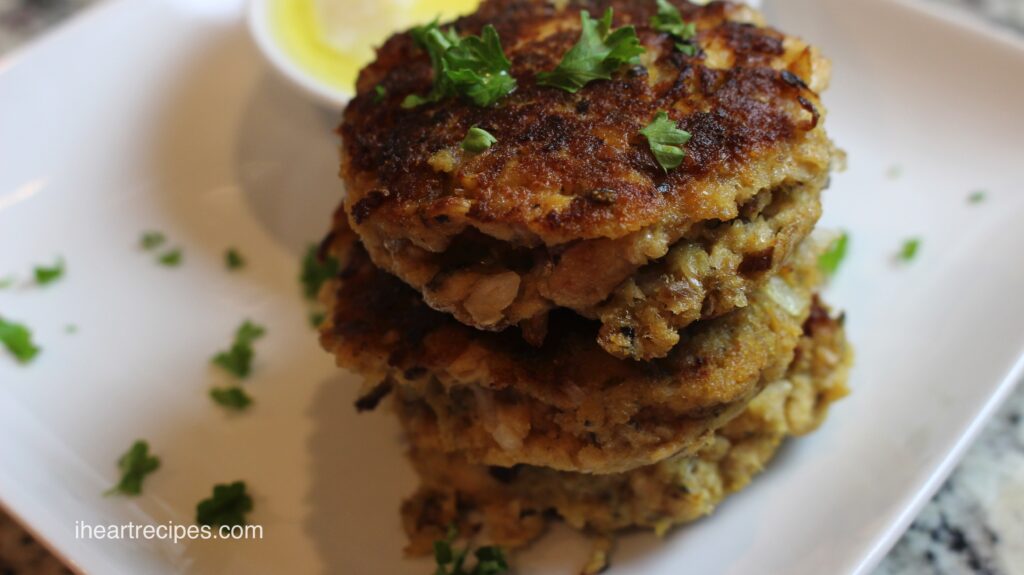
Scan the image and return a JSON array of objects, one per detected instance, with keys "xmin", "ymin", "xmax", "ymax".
[{"xmin": 340, "ymin": 0, "xmax": 829, "ymax": 246}]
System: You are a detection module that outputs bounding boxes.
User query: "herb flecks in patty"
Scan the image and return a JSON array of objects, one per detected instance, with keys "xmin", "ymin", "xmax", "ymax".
[
  {"xmin": 196, "ymin": 481, "xmax": 253, "ymax": 527},
  {"xmin": 106, "ymin": 440, "xmax": 160, "ymax": 496},
  {"xmin": 537, "ymin": 8, "xmax": 645, "ymax": 94},
  {"xmin": 641, "ymin": 111, "xmax": 692, "ymax": 172},
  {"xmin": 212, "ymin": 320, "xmax": 266, "ymax": 379},
  {"xmin": 403, "ymin": 22, "xmax": 516, "ymax": 108},
  {"xmin": 0, "ymin": 317, "xmax": 40, "ymax": 364}
]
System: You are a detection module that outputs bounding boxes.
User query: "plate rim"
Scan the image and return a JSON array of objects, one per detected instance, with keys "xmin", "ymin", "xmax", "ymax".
[{"xmin": 1, "ymin": 1, "xmax": 1023, "ymax": 574}]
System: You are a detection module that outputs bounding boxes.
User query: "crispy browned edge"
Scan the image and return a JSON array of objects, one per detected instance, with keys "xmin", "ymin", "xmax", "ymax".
[
  {"xmin": 341, "ymin": 0, "xmax": 829, "ymax": 245},
  {"xmin": 318, "ymin": 214, "xmax": 822, "ymax": 473},
  {"xmin": 397, "ymin": 301, "xmax": 852, "ymax": 562}
]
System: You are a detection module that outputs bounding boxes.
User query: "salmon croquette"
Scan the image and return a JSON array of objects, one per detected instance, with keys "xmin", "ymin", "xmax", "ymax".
[
  {"xmin": 320, "ymin": 215, "xmax": 830, "ymax": 474},
  {"xmin": 339, "ymin": 0, "xmax": 836, "ymax": 359},
  {"xmin": 399, "ymin": 302, "xmax": 851, "ymax": 555}
]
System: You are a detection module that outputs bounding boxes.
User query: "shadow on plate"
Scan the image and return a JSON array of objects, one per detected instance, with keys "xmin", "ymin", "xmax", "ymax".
[
  {"xmin": 233, "ymin": 73, "xmax": 342, "ymax": 258},
  {"xmin": 148, "ymin": 24, "xmax": 341, "ymax": 285}
]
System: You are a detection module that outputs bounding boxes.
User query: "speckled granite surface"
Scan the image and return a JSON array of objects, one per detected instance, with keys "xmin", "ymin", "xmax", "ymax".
[{"xmin": 0, "ymin": 1, "xmax": 1022, "ymax": 574}]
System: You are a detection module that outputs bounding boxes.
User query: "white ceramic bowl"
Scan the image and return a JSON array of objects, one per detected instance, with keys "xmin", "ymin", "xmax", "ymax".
[{"xmin": 246, "ymin": 0, "xmax": 352, "ymax": 110}]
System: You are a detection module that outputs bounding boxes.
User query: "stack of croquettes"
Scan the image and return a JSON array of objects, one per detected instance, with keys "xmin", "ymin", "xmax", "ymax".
[{"xmin": 319, "ymin": 0, "xmax": 852, "ymax": 566}]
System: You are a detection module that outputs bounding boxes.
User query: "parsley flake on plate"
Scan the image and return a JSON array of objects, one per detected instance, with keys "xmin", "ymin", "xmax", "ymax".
[
  {"xmin": 140, "ymin": 231, "xmax": 166, "ymax": 250},
  {"xmin": 968, "ymin": 190, "xmax": 986, "ymax": 204},
  {"xmin": 196, "ymin": 481, "xmax": 253, "ymax": 527},
  {"xmin": 402, "ymin": 22, "xmax": 516, "ymax": 108},
  {"xmin": 0, "ymin": 317, "xmax": 40, "ymax": 364},
  {"xmin": 898, "ymin": 238, "xmax": 921, "ymax": 262},
  {"xmin": 0, "ymin": 276, "xmax": 14, "ymax": 289},
  {"xmin": 34, "ymin": 257, "xmax": 65, "ymax": 286},
  {"xmin": 210, "ymin": 386, "xmax": 253, "ymax": 410},
  {"xmin": 106, "ymin": 440, "xmax": 160, "ymax": 496},
  {"xmin": 641, "ymin": 111, "xmax": 692, "ymax": 172},
  {"xmin": 212, "ymin": 320, "xmax": 266, "ymax": 379},
  {"xmin": 225, "ymin": 248, "xmax": 245, "ymax": 271},
  {"xmin": 158, "ymin": 248, "xmax": 183, "ymax": 267},
  {"xmin": 301, "ymin": 245, "xmax": 340, "ymax": 300},
  {"xmin": 433, "ymin": 525, "xmax": 509, "ymax": 575},
  {"xmin": 462, "ymin": 126, "xmax": 497, "ymax": 153},
  {"xmin": 537, "ymin": 8, "xmax": 645, "ymax": 94},
  {"xmin": 819, "ymin": 231, "xmax": 849, "ymax": 276},
  {"xmin": 651, "ymin": 0, "xmax": 697, "ymax": 54}
]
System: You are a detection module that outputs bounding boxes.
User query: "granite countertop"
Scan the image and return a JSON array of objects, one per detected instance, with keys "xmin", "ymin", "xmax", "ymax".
[{"xmin": 1, "ymin": 1, "xmax": 1023, "ymax": 574}]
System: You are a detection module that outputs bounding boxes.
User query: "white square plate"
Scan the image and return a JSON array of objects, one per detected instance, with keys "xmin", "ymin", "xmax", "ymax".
[{"xmin": 1, "ymin": 0, "xmax": 1023, "ymax": 573}]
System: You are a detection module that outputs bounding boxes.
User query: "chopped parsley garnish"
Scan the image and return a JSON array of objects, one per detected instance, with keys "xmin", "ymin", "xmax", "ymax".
[
  {"xmin": 433, "ymin": 525, "xmax": 509, "ymax": 575},
  {"xmin": 402, "ymin": 22, "xmax": 516, "ymax": 108},
  {"xmin": 373, "ymin": 84, "xmax": 387, "ymax": 103},
  {"xmin": 309, "ymin": 311, "xmax": 326, "ymax": 328},
  {"xmin": 212, "ymin": 320, "xmax": 266, "ymax": 379},
  {"xmin": 0, "ymin": 318, "xmax": 40, "ymax": 364},
  {"xmin": 899, "ymin": 238, "xmax": 921, "ymax": 262},
  {"xmin": 819, "ymin": 231, "xmax": 849, "ymax": 276},
  {"xmin": 210, "ymin": 386, "xmax": 253, "ymax": 410},
  {"xmin": 158, "ymin": 248, "xmax": 183, "ymax": 267},
  {"xmin": 301, "ymin": 245, "xmax": 340, "ymax": 300},
  {"xmin": 33, "ymin": 257, "xmax": 65, "ymax": 286},
  {"xmin": 140, "ymin": 231, "xmax": 166, "ymax": 250},
  {"xmin": 66, "ymin": 324, "xmax": 78, "ymax": 334},
  {"xmin": 462, "ymin": 126, "xmax": 497, "ymax": 153},
  {"xmin": 0, "ymin": 276, "xmax": 14, "ymax": 289},
  {"xmin": 885, "ymin": 165, "xmax": 902, "ymax": 180},
  {"xmin": 676, "ymin": 42, "xmax": 697, "ymax": 57},
  {"xmin": 968, "ymin": 190, "xmax": 986, "ymax": 204},
  {"xmin": 196, "ymin": 481, "xmax": 253, "ymax": 527},
  {"xmin": 106, "ymin": 440, "xmax": 160, "ymax": 496},
  {"xmin": 652, "ymin": 0, "xmax": 697, "ymax": 54},
  {"xmin": 225, "ymin": 248, "xmax": 245, "ymax": 271},
  {"xmin": 537, "ymin": 8, "xmax": 645, "ymax": 94},
  {"xmin": 640, "ymin": 111, "xmax": 691, "ymax": 172}
]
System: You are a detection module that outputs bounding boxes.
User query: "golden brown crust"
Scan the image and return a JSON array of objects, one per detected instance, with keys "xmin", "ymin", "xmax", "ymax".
[
  {"xmin": 399, "ymin": 302, "xmax": 852, "ymax": 556},
  {"xmin": 341, "ymin": 0, "xmax": 830, "ymax": 246},
  {"xmin": 318, "ymin": 217, "xmax": 827, "ymax": 473},
  {"xmin": 595, "ymin": 176, "xmax": 823, "ymax": 359},
  {"xmin": 337, "ymin": 0, "xmax": 834, "ymax": 352}
]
